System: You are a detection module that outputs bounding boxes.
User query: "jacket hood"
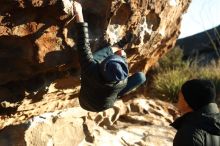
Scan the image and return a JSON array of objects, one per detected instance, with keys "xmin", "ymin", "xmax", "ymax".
[
  {"xmin": 100, "ymin": 55, "xmax": 128, "ymax": 82},
  {"xmin": 171, "ymin": 103, "xmax": 220, "ymax": 135}
]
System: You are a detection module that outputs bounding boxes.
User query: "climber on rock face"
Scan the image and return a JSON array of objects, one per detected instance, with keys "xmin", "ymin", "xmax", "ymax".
[{"xmin": 71, "ymin": 1, "xmax": 146, "ymax": 112}]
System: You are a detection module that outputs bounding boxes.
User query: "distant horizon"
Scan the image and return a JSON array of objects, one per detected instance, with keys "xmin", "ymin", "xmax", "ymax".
[{"xmin": 179, "ymin": 0, "xmax": 220, "ymax": 38}]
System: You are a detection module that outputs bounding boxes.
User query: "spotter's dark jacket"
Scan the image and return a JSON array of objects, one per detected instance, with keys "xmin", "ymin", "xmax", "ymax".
[{"xmin": 171, "ymin": 103, "xmax": 220, "ymax": 146}]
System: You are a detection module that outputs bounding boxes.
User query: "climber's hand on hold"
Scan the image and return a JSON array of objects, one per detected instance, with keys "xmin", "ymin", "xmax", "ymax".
[{"xmin": 73, "ymin": 1, "xmax": 84, "ymax": 23}]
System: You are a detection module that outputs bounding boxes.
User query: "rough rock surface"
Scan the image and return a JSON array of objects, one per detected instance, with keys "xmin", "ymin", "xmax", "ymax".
[
  {"xmin": 0, "ymin": 82, "xmax": 178, "ymax": 146},
  {"xmin": 0, "ymin": 0, "xmax": 190, "ymax": 115},
  {"xmin": 0, "ymin": 0, "xmax": 190, "ymax": 145},
  {"xmin": 0, "ymin": 76, "xmax": 179, "ymax": 146},
  {"xmin": 0, "ymin": 0, "xmax": 191, "ymax": 86}
]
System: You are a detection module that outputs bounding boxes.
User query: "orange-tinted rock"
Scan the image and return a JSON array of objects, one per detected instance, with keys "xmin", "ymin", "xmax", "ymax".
[
  {"xmin": 0, "ymin": 0, "xmax": 191, "ymax": 85},
  {"xmin": 0, "ymin": 1, "xmax": 191, "ymax": 144},
  {"xmin": 0, "ymin": 95, "xmax": 178, "ymax": 146}
]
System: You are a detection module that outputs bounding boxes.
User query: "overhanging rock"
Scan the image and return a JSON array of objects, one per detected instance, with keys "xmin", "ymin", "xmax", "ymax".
[{"xmin": 0, "ymin": 0, "xmax": 191, "ymax": 85}]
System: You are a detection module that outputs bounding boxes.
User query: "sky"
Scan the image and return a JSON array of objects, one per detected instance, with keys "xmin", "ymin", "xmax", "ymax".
[{"xmin": 179, "ymin": 0, "xmax": 220, "ymax": 38}]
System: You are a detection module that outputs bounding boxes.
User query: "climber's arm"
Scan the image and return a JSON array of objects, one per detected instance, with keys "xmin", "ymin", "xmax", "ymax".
[
  {"xmin": 73, "ymin": 1, "xmax": 84, "ymax": 23},
  {"xmin": 73, "ymin": 1, "xmax": 95, "ymax": 72}
]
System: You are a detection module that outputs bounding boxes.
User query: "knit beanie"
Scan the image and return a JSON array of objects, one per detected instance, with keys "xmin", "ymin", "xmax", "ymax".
[
  {"xmin": 100, "ymin": 55, "xmax": 128, "ymax": 82},
  {"xmin": 181, "ymin": 79, "xmax": 216, "ymax": 110}
]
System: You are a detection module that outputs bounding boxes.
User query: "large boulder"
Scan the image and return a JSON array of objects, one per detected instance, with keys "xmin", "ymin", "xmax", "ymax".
[
  {"xmin": 0, "ymin": 0, "xmax": 191, "ymax": 86},
  {"xmin": 0, "ymin": 96, "xmax": 178, "ymax": 146},
  {"xmin": 0, "ymin": 75, "xmax": 179, "ymax": 146},
  {"xmin": 0, "ymin": 0, "xmax": 190, "ymax": 145}
]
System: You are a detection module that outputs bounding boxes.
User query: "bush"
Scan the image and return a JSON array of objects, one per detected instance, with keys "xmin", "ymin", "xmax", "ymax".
[
  {"xmin": 153, "ymin": 69, "xmax": 190, "ymax": 101},
  {"xmin": 151, "ymin": 47, "xmax": 220, "ymax": 102},
  {"xmin": 158, "ymin": 46, "xmax": 189, "ymax": 70},
  {"xmin": 197, "ymin": 65, "xmax": 220, "ymax": 91}
]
